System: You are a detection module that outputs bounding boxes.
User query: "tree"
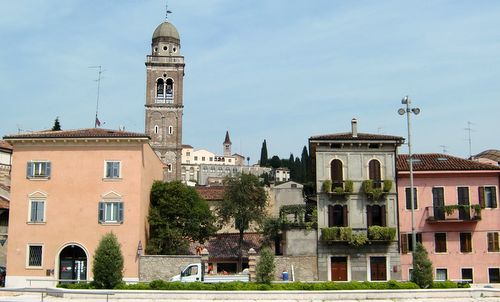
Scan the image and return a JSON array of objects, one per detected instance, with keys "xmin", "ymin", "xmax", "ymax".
[
  {"xmin": 269, "ymin": 155, "xmax": 281, "ymax": 169},
  {"xmin": 300, "ymin": 146, "xmax": 309, "ymax": 182},
  {"xmin": 411, "ymin": 242, "xmax": 433, "ymax": 288},
  {"xmin": 92, "ymin": 233, "xmax": 124, "ymax": 289},
  {"xmin": 260, "ymin": 140, "xmax": 268, "ymax": 167},
  {"xmin": 217, "ymin": 174, "xmax": 267, "ymax": 269},
  {"xmin": 146, "ymin": 181, "xmax": 217, "ymax": 255},
  {"xmin": 255, "ymin": 248, "xmax": 275, "ymax": 284},
  {"xmin": 51, "ymin": 117, "xmax": 61, "ymax": 131}
]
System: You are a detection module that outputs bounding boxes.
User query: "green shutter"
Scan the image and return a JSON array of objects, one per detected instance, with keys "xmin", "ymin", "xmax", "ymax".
[
  {"xmin": 45, "ymin": 162, "xmax": 51, "ymax": 177},
  {"xmin": 492, "ymin": 187, "xmax": 498, "ymax": 208},
  {"xmin": 27, "ymin": 162, "xmax": 33, "ymax": 178},
  {"xmin": 118, "ymin": 203, "xmax": 124, "ymax": 223},
  {"xmin": 98, "ymin": 202, "xmax": 104, "ymax": 223}
]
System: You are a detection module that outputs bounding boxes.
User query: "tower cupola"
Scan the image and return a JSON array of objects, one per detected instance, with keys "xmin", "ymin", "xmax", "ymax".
[{"xmin": 151, "ymin": 21, "xmax": 181, "ymax": 56}]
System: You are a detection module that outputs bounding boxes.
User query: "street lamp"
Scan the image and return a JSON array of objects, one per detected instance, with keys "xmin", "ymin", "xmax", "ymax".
[{"xmin": 398, "ymin": 96, "xmax": 420, "ymax": 253}]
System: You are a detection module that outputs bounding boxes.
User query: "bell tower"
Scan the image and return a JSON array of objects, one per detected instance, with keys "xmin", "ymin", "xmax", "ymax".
[{"xmin": 145, "ymin": 18, "xmax": 184, "ymax": 181}]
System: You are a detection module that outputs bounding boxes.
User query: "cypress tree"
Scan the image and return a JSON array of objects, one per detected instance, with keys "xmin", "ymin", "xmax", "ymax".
[
  {"xmin": 260, "ymin": 140, "xmax": 268, "ymax": 167},
  {"xmin": 301, "ymin": 146, "xmax": 309, "ymax": 182},
  {"xmin": 92, "ymin": 233, "xmax": 124, "ymax": 289},
  {"xmin": 411, "ymin": 242, "xmax": 433, "ymax": 288},
  {"xmin": 52, "ymin": 117, "xmax": 61, "ymax": 131}
]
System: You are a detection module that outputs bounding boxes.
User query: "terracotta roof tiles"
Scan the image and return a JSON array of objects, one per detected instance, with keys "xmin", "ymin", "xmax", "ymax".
[
  {"xmin": 310, "ymin": 132, "xmax": 404, "ymax": 141},
  {"xmin": 397, "ymin": 153, "xmax": 500, "ymax": 172},
  {"xmin": 0, "ymin": 140, "xmax": 12, "ymax": 151},
  {"xmin": 3, "ymin": 128, "xmax": 149, "ymax": 140},
  {"xmin": 190, "ymin": 233, "xmax": 262, "ymax": 260},
  {"xmin": 195, "ymin": 186, "xmax": 225, "ymax": 201}
]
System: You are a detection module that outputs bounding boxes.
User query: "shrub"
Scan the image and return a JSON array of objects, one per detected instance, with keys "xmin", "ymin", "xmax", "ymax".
[
  {"xmin": 348, "ymin": 232, "xmax": 368, "ymax": 246},
  {"xmin": 322, "ymin": 180, "xmax": 332, "ymax": 192},
  {"xmin": 368, "ymin": 226, "xmax": 396, "ymax": 241},
  {"xmin": 411, "ymin": 242, "xmax": 433, "ymax": 288},
  {"xmin": 92, "ymin": 233, "xmax": 124, "ymax": 289},
  {"xmin": 256, "ymin": 248, "xmax": 275, "ymax": 284},
  {"xmin": 344, "ymin": 180, "xmax": 354, "ymax": 193},
  {"xmin": 383, "ymin": 180, "xmax": 392, "ymax": 192}
]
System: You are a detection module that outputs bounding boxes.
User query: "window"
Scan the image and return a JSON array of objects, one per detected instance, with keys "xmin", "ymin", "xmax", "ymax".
[
  {"xmin": 330, "ymin": 159, "xmax": 343, "ymax": 189},
  {"xmin": 154, "ymin": 125, "xmax": 159, "ymax": 134},
  {"xmin": 167, "ymin": 163, "xmax": 173, "ymax": 172},
  {"xmin": 489, "ymin": 268, "xmax": 500, "ymax": 283},
  {"xmin": 460, "ymin": 233, "xmax": 472, "ymax": 253},
  {"xmin": 186, "ymin": 151, "xmax": 191, "ymax": 156},
  {"xmin": 29, "ymin": 200, "xmax": 45, "ymax": 223},
  {"xmin": 405, "ymin": 187, "xmax": 418, "ymax": 210},
  {"xmin": 432, "ymin": 187, "xmax": 445, "ymax": 220},
  {"xmin": 488, "ymin": 232, "xmax": 499, "ymax": 252},
  {"xmin": 368, "ymin": 159, "xmax": 382, "ymax": 188},
  {"xmin": 461, "ymin": 268, "xmax": 473, "ymax": 283},
  {"xmin": 105, "ymin": 161, "xmax": 120, "ymax": 179},
  {"xmin": 400, "ymin": 233, "xmax": 422, "ymax": 253},
  {"xmin": 27, "ymin": 161, "xmax": 51, "ymax": 178},
  {"xmin": 367, "ymin": 204, "xmax": 386, "ymax": 227},
  {"xmin": 328, "ymin": 204, "xmax": 347, "ymax": 227},
  {"xmin": 194, "ymin": 156, "xmax": 198, "ymax": 161},
  {"xmin": 202, "ymin": 157, "xmax": 205, "ymax": 161},
  {"xmin": 457, "ymin": 187, "xmax": 470, "ymax": 220},
  {"xmin": 435, "ymin": 268, "xmax": 448, "ymax": 281},
  {"xmin": 168, "ymin": 126, "xmax": 173, "ymax": 135},
  {"xmin": 98, "ymin": 201, "xmax": 124, "ymax": 224},
  {"xmin": 28, "ymin": 245, "xmax": 43, "ymax": 267},
  {"xmin": 370, "ymin": 256, "xmax": 387, "ymax": 281},
  {"xmin": 434, "ymin": 233, "xmax": 447, "ymax": 253},
  {"xmin": 479, "ymin": 186, "xmax": 497, "ymax": 208},
  {"xmin": 209, "ymin": 157, "xmax": 213, "ymax": 162}
]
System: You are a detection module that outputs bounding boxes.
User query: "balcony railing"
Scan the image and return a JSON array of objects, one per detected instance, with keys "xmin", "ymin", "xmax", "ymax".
[{"xmin": 425, "ymin": 205, "xmax": 481, "ymax": 223}]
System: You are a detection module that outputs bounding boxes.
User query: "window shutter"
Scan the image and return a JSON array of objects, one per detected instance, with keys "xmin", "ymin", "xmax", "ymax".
[
  {"xmin": 45, "ymin": 162, "xmax": 51, "ymax": 177},
  {"xmin": 328, "ymin": 205, "xmax": 334, "ymax": 227},
  {"xmin": 98, "ymin": 202, "xmax": 104, "ymax": 223},
  {"xmin": 118, "ymin": 202, "xmax": 124, "ymax": 223},
  {"xmin": 381, "ymin": 205, "xmax": 387, "ymax": 227},
  {"xmin": 492, "ymin": 187, "xmax": 498, "ymax": 208},
  {"xmin": 479, "ymin": 187, "xmax": 485, "ymax": 208},
  {"xmin": 106, "ymin": 162, "xmax": 112, "ymax": 178},
  {"xmin": 405, "ymin": 188, "xmax": 411, "ymax": 210},
  {"xmin": 342, "ymin": 205, "xmax": 348, "ymax": 227},
  {"xmin": 413, "ymin": 188, "xmax": 418, "ymax": 209},
  {"xmin": 401, "ymin": 234, "xmax": 408, "ymax": 254},
  {"xmin": 495, "ymin": 233, "xmax": 499, "ymax": 252},
  {"xmin": 27, "ymin": 162, "xmax": 33, "ymax": 178},
  {"xmin": 367, "ymin": 205, "xmax": 373, "ymax": 227}
]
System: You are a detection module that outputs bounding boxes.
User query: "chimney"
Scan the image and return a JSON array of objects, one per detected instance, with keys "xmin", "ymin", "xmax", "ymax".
[{"xmin": 351, "ymin": 118, "xmax": 358, "ymax": 138}]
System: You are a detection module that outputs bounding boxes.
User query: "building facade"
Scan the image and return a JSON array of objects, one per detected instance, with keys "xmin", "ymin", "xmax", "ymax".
[
  {"xmin": 0, "ymin": 141, "xmax": 11, "ymax": 267},
  {"xmin": 397, "ymin": 153, "xmax": 500, "ymax": 284},
  {"xmin": 3, "ymin": 129, "xmax": 163, "ymax": 287},
  {"xmin": 309, "ymin": 119, "xmax": 404, "ymax": 281},
  {"xmin": 145, "ymin": 20, "xmax": 185, "ymax": 181}
]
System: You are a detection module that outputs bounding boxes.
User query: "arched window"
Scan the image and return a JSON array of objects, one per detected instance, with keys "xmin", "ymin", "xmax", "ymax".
[
  {"xmin": 165, "ymin": 78, "xmax": 174, "ymax": 102},
  {"xmin": 168, "ymin": 126, "xmax": 173, "ymax": 135},
  {"xmin": 367, "ymin": 204, "xmax": 386, "ymax": 227},
  {"xmin": 368, "ymin": 159, "xmax": 382, "ymax": 188},
  {"xmin": 328, "ymin": 204, "xmax": 348, "ymax": 227},
  {"xmin": 330, "ymin": 159, "xmax": 343, "ymax": 189},
  {"xmin": 156, "ymin": 78, "xmax": 165, "ymax": 101},
  {"xmin": 154, "ymin": 125, "xmax": 159, "ymax": 134}
]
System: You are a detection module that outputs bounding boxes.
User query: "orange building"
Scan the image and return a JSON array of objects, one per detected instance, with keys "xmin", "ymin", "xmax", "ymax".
[{"xmin": 3, "ymin": 129, "xmax": 163, "ymax": 287}]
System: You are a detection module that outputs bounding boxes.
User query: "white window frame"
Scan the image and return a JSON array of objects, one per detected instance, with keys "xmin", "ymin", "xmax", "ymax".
[
  {"xmin": 460, "ymin": 267, "xmax": 473, "ymax": 283},
  {"xmin": 98, "ymin": 201, "xmax": 124, "ymax": 224},
  {"xmin": 28, "ymin": 199, "xmax": 46, "ymax": 224},
  {"xmin": 327, "ymin": 254, "xmax": 351, "ymax": 281},
  {"xmin": 488, "ymin": 267, "xmax": 500, "ymax": 283},
  {"xmin": 26, "ymin": 244, "xmax": 43, "ymax": 268},
  {"xmin": 104, "ymin": 161, "xmax": 121, "ymax": 179},
  {"xmin": 435, "ymin": 268, "xmax": 448, "ymax": 281},
  {"xmin": 27, "ymin": 160, "xmax": 51, "ymax": 179},
  {"xmin": 366, "ymin": 254, "xmax": 390, "ymax": 281},
  {"xmin": 434, "ymin": 232, "xmax": 448, "ymax": 254},
  {"xmin": 168, "ymin": 126, "xmax": 173, "ymax": 135}
]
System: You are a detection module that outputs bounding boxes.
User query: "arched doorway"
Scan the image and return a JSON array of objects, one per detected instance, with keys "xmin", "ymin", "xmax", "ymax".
[{"xmin": 59, "ymin": 245, "xmax": 87, "ymax": 282}]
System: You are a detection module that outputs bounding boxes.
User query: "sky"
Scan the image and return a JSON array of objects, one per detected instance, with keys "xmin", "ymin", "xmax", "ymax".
[{"xmin": 1, "ymin": 1, "xmax": 499, "ymax": 164}]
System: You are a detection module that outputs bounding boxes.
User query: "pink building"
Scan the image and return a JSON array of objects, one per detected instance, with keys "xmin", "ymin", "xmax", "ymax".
[
  {"xmin": 3, "ymin": 129, "xmax": 163, "ymax": 287},
  {"xmin": 397, "ymin": 154, "xmax": 500, "ymax": 284}
]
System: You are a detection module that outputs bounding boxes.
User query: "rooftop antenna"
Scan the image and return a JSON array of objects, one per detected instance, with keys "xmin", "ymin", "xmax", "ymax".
[
  {"xmin": 89, "ymin": 66, "xmax": 104, "ymax": 128},
  {"xmin": 165, "ymin": 3, "xmax": 172, "ymax": 20},
  {"xmin": 464, "ymin": 121, "xmax": 475, "ymax": 158},
  {"xmin": 439, "ymin": 145, "xmax": 448, "ymax": 154}
]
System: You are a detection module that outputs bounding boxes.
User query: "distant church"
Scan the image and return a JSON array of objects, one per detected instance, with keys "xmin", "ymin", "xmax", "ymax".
[{"xmin": 144, "ymin": 18, "xmax": 185, "ymax": 181}]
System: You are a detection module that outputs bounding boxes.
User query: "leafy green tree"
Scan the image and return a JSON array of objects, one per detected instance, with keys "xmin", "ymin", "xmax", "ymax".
[
  {"xmin": 147, "ymin": 181, "xmax": 217, "ymax": 254},
  {"xmin": 269, "ymin": 155, "xmax": 281, "ymax": 169},
  {"xmin": 92, "ymin": 233, "xmax": 124, "ymax": 289},
  {"xmin": 217, "ymin": 174, "xmax": 267, "ymax": 269},
  {"xmin": 411, "ymin": 242, "xmax": 433, "ymax": 288},
  {"xmin": 260, "ymin": 140, "xmax": 268, "ymax": 167},
  {"xmin": 256, "ymin": 248, "xmax": 275, "ymax": 284},
  {"xmin": 51, "ymin": 117, "xmax": 61, "ymax": 131}
]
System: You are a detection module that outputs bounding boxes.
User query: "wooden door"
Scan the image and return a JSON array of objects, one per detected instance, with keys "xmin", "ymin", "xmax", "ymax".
[
  {"xmin": 331, "ymin": 257, "xmax": 348, "ymax": 281},
  {"xmin": 370, "ymin": 256, "xmax": 387, "ymax": 281}
]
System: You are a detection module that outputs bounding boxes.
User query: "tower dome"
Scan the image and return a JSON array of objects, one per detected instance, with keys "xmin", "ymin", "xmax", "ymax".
[{"xmin": 151, "ymin": 21, "xmax": 181, "ymax": 56}]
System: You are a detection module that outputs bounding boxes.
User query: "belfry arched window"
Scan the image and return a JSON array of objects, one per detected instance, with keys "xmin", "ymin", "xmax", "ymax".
[
  {"xmin": 330, "ymin": 159, "xmax": 343, "ymax": 189},
  {"xmin": 155, "ymin": 78, "xmax": 174, "ymax": 103},
  {"xmin": 368, "ymin": 159, "xmax": 382, "ymax": 188}
]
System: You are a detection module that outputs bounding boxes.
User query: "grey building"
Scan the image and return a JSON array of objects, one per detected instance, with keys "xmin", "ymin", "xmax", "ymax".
[{"xmin": 309, "ymin": 119, "xmax": 404, "ymax": 282}]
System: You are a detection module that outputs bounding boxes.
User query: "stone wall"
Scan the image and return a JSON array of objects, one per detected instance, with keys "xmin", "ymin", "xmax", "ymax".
[
  {"xmin": 139, "ymin": 255, "xmax": 201, "ymax": 282},
  {"xmin": 284, "ymin": 229, "xmax": 317, "ymax": 256},
  {"xmin": 274, "ymin": 255, "xmax": 318, "ymax": 281}
]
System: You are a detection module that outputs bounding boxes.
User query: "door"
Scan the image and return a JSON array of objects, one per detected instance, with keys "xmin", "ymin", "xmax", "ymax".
[
  {"xmin": 331, "ymin": 257, "xmax": 348, "ymax": 281},
  {"xmin": 432, "ymin": 187, "xmax": 445, "ymax": 220},
  {"xmin": 370, "ymin": 256, "xmax": 387, "ymax": 281},
  {"xmin": 458, "ymin": 187, "xmax": 470, "ymax": 220},
  {"xmin": 59, "ymin": 245, "xmax": 87, "ymax": 283}
]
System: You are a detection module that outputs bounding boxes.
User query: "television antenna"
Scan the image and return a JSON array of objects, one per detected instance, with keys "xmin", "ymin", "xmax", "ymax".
[
  {"xmin": 439, "ymin": 145, "xmax": 448, "ymax": 154},
  {"xmin": 464, "ymin": 121, "xmax": 475, "ymax": 158},
  {"xmin": 89, "ymin": 66, "xmax": 105, "ymax": 128}
]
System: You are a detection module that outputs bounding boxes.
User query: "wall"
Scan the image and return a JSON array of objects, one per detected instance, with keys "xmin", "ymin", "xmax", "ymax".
[
  {"xmin": 274, "ymin": 256, "xmax": 318, "ymax": 281},
  {"xmin": 284, "ymin": 229, "xmax": 317, "ymax": 256},
  {"xmin": 139, "ymin": 255, "xmax": 201, "ymax": 281}
]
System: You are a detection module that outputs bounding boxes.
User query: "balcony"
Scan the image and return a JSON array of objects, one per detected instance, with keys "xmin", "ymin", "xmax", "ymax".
[
  {"xmin": 425, "ymin": 205, "xmax": 481, "ymax": 223},
  {"xmin": 320, "ymin": 226, "xmax": 396, "ymax": 246},
  {"xmin": 321, "ymin": 180, "xmax": 353, "ymax": 200}
]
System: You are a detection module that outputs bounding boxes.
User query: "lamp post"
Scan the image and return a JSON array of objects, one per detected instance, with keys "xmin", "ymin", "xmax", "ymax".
[{"xmin": 398, "ymin": 96, "xmax": 420, "ymax": 253}]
